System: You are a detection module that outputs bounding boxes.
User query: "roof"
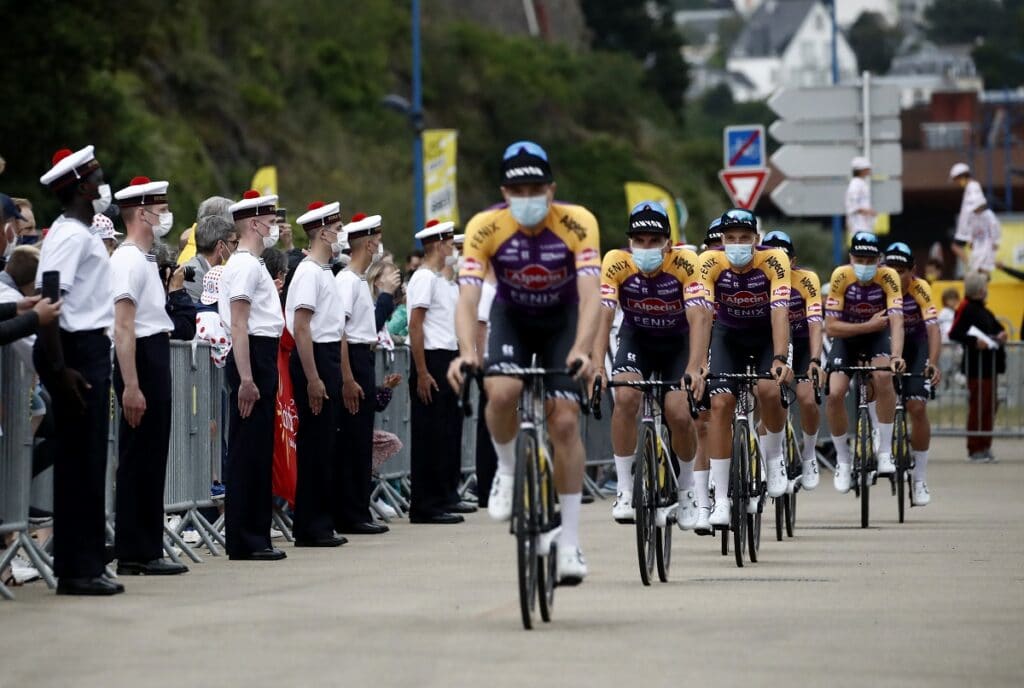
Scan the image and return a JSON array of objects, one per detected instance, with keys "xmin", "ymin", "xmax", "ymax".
[{"xmin": 729, "ymin": 0, "xmax": 816, "ymax": 59}]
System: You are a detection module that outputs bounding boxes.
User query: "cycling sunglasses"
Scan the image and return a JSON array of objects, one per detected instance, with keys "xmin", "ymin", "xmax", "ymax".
[
  {"xmin": 719, "ymin": 208, "xmax": 757, "ymax": 230},
  {"xmin": 630, "ymin": 200, "xmax": 668, "ymax": 218},
  {"xmin": 502, "ymin": 140, "xmax": 549, "ymax": 162}
]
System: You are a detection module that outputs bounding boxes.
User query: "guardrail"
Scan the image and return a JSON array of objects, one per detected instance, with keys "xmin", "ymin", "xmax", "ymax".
[{"xmin": 931, "ymin": 341, "xmax": 1023, "ymax": 438}]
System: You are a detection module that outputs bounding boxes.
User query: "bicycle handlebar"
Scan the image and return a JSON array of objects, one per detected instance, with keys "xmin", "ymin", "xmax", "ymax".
[{"xmin": 460, "ymin": 359, "xmax": 591, "ymax": 418}]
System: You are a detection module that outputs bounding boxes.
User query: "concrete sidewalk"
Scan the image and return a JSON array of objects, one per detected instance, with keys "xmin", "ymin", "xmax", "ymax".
[{"xmin": 1, "ymin": 437, "xmax": 1021, "ymax": 688}]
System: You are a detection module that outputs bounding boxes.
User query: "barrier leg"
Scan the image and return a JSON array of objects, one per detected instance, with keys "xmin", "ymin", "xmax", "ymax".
[
  {"xmin": 0, "ymin": 545, "xmax": 19, "ymax": 600},
  {"xmin": 378, "ymin": 478, "xmax": 409, "ymax": 511},
  {"xmin": 163, "ymin": 523, "xmax": 202, "ymax": 563},
  {"xmin": 18, "ymin": 533, "xmax": 56, "ymax": 588},
  {"xmin": 271, "ymin": 508, "xmax": 294, "ymax": 542},
  {"xmin": 192, "ymin": 509, "xmax": 226, "ymax": 550}
]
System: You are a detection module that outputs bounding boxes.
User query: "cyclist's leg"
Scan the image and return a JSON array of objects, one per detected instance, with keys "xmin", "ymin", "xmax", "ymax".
[
  {"xmin": 660, "ymin": 338, "xmax": 698, "ymax": 526},
  {"xmin": 904, "ymin": 341, "xmax": 931, "ymax": 502},
  {"xmin": 869, "ymin": 331, "xmax": 896, "ymax": 472},
  {"xmin": 826, "ymin": 336, "xmax": 854, "ymax": 491},
  {"xmin": 792, "ymin": 337, "xmax": 820, "ymax": 486},
  {"xmin": 609, "ymin": 326, "xmax": 648, "ymax": 514},
  {"xmin": 754, "ymin": 338, "xmax": 787, "ymax": 497},
  {"xmin": 707, "ymin": 325, "xmax": 738, "ymax": 525}
]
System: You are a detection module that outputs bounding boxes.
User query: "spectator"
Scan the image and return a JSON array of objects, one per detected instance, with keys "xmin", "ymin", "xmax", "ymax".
[
  {"xmin": 924, "ymin": 257, "xmax": 944, "ymax": 284},
  {"xmin": 195, "ymin": 266, "xmax": 232, "ymax": 367},
  {"xmin": 845, "ymin": 157, "xmax": 875, "ymax": 243},
  {"xmin": 366, "ymin": 258, "xmax": 401, "ymax": 331},
  {"xmin": 950, "ymin": 163, "xmax": 1001, "ymax": 275},
  {"xmin": 0, "ymin": 245, "xmax": 43, "ymax": 365},
  {"xmin": 13, "ymin": 197, "xmax": 39, "ymax": 246},
  {"xmin": 0, "ymin": 193, "xmax": 26, "ymax": 270},
  {"xmin": 91, "ymin": 212, "xmax": 122, "ymax": 255},
  {"xmin": 949, "ymin": 271, "xmax": 1007, "ymax": 463},
  {"xmin": 404, "ymin": 249, "xmax": 423, "ymax": 280},
  {"xmin": 177, "ymin": 195, "xmax": 234, "ymax": 266},
  {"xmin": 0, "ymin": 206, "xmax": 59, "ymax": 345},
  {"xmin": 937, "ymin": 287, "xmax": 959, "ymax": 343},
  {"xmin": 181, "ymin": 214, "xmax": 237, "ymax": 302},
  {"xmin": 261, "ymin": 246, "xmax": 287, "ymax": 297}
]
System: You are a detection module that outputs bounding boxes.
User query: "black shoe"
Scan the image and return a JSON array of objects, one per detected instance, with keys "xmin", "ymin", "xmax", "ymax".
[
  {"xmin": 228, "ymin": 548, "xmax": 287, "ymax": 561},
  {"xmin": 445, "ymin": 501, "xmax": 478, "ymax": 514},
  {"xmin": 410, "ymin": 512, "xmax": 465, "ymax": 524},
  {"xmin": 582, "ymin": 493, "xmax": 595, "ymax": 504},
  {"xmin": 117, "ymin": 558, "xmax": 189, "ymax": 576},
  {"xmin": 294, "ymin": 535, "xmax": 348, "ymax": 547},
  {"xmin": 336, "ymin": 522, "xmax": 389, "ymax": 535},
  {"xmin": 57, "ymin": 576, "xmax": 125, "ymax": 596}
]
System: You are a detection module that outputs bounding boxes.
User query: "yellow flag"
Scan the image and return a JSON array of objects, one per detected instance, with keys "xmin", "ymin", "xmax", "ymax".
[
  {"xmin": 422, "ymin": 130, "xmax": 459, "ymax": 225},
  {"xmin": 251, "ymin": 166, "xmax": 278, "ymax": 197},
  {"xmin": 874, "ymin": 212, "xmax": 890, "ymax": 237},
  {"xmin": 624, "ymin": 182, "xmax": 680, "ymax": 244},
  {"xmin": 177, "ymin": 222, "xmax": 197, "ymax": 265}
]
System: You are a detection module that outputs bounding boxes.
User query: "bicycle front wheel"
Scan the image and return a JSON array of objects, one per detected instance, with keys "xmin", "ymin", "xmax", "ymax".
[
  {"xmin": 731, "ymin": 419, "xmax": 749, "ymax": 568},
  {"xmin": 537, "ymin": 446, "xmax": 557, "ymax": 623},
  {"xmin": 894, "ymin": 409, "xmax": 909, "ymax": 524},
  {"xmin": 634, "ymin": 422, "xmax": 658, "ymax": 585},
  {"xmin": 747, "ymin": 438, "xmax": 762, "ymax": 563},
  {"xmin": 855, "ymin": 407, "xmax": 872, "ymax": 529},
  {"xmin": 514, "ymin": 431, "xmax": 540, "ymax": 629},
  {"xmin": 655, "ymin": 446, "xmax": 673, "ymax": 583}
]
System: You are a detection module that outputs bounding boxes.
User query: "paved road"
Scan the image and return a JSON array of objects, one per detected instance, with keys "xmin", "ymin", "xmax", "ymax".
[{"xmin": 2, "ymin": 437, "xmax": 1022, "ymax": 688}]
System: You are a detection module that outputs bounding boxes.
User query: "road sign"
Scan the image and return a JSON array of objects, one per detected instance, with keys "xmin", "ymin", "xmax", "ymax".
[
  {"xmin": 723, "ymin": 124, "xmax": 766, "ymax": 169},
  {"xmin": 768, "ymin": 85, "xmax": 900, "ymax": 120},
  {"xmin": 771, "ymin": 143, "xmax": 902, "ymax": 178},
  {"xmin": 719, "ymin": 168, "xmax": 770, "ymax": 210},
  {"xmin": 768, "ymin": 117, "xmax": 901, "ymax": 144},
  {"xmin": 771, "ymin": 178, "xmax": 902, "ymax": 216}
]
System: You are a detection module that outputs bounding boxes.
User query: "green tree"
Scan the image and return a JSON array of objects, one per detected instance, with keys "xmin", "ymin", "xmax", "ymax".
[
  {"xmin": 924, "ymin": 0, "xmax": 1003, "ymax": 44},
  {"xmin": 848, "ymin": 11, "xmax": 902, "ymax": 74}
]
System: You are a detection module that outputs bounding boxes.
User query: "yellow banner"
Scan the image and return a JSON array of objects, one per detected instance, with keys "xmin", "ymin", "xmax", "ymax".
[
  {"xmin": 422, "ymin": 129, "xmax": 458, "ymax": 225},
  {"xmin": 624, "ymin": 182, "xmax": 680, "ymax": 244},
  {"xmin": 251, "ymin": 166, "xmax": 278, "ymax": 197}
]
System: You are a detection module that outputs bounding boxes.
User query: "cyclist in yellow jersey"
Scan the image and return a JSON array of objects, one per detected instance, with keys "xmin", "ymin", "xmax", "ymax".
[
  {"xmin": 592, "ymin": 201, "xmax": 704, "ymax": 528},
  {"xmin": 762, "ymin": 230, "xmax": 823, "ymax": 490},
  {"xmin": 686, "ymin": 208, "xmax": 793, "ymax": 528},
  {"xmin": 883, "ymin": 242, "xmax": 941, "ymax": 506},
  {"xmin": 824, "ymin": 232, "xmax": 906, "ymax": 493},
  {"xmin": 447, "ymin": 141, "xmax": 600, "ymax": 585}
]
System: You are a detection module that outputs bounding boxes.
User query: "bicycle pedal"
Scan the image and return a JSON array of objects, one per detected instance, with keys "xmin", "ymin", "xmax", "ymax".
[{"xmin": 654, "ymin": 506, "xmax": 676, "ymax": 528}]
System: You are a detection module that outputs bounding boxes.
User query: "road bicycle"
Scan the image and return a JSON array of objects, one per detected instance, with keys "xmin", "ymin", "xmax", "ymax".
[
  {"xmin": 773, "ymin": 375, "xmax": 820, "ymax": 541},
  {"xmin": 891, "ymin": 371, "xmax": 934, "ymax": 523}
]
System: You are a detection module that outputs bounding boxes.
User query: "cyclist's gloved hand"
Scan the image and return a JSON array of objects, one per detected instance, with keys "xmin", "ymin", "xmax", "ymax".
[
  {"xmin": 926, "ymin": 363, "xmax": 941, "ymax": 387},
  {"xmin": 447, "ymin": 353, "xmax": 480, "ymax": 392},
  {"xmin": 772, "ymin": 362, "xmax": 793, "ymax": 384},
  {"xmin": 807, "ymin": 359, "xmax": 823, "ymax": 387},
  {"xmin": 684, "ymin": 366, "xmax": 706, "ymax": 403},
  {"xmin": 890, "ymin": 356, "xmax": 907, "ymax": 374},
  {"xmin": 566, "ymin": 349, "xmax": 592, "ymax": 381}
]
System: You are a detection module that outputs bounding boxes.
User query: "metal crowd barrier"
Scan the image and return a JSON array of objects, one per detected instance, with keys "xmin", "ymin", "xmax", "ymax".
[
  {"xmin": 372, "ymin": 346, "xmax": 412, "ymax": 515},
  {"xmin": 931, "ymin": 341, "xmax": 1023, "ymax": 438},
  {"xmin": 0, "ymin": 346, "xmax": 56, "ymax": 599}
]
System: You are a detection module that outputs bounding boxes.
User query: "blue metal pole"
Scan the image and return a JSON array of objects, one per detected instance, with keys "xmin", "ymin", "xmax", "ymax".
[
  {"xmin": 830, "ymin": 0, "xmax": 843, "ymax": 267},
  {"xmin": 411, "ymin": 0, "xmax": 425, "ymax": 235}
]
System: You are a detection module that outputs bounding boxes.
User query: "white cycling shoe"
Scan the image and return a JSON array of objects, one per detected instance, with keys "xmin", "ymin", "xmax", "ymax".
[
  {"xmin": 766, "ymin": 457, "xmax": 788, "ymax": 498},
  {"xmin": 612, "ymin": 492, "xmax": 635, "ymax": 524},
  {"xmin": 709, "ymin": 499, "xmax": 731, "ymax": 527},
  {"xmin": 676, "ymin": 490, "xmax": 698, "ymax": 530},
  {"xmin": 834, "ymin": 463, "xmax": 852, "ymax": 494},
  {"xmin": 801, "ymin": 458, "xmax": 820, "ymax": 490},
  {"xmin": 487, "ymin": 473, "xmax": 514, "ymax": 522},
  {"xmin": 694, "ymin": 506, "xmax": 713, "ymax": 535},
  {"xmin": 912, "ymin": 481, "xmax": 931, "ymax": 506},
  {"xmin": 556, "ymin": 546, "xmax": 588, "ymax": 586},
  {"xmin": 876, "ymin": 452, "xmax": 895, "ymax": 475}
]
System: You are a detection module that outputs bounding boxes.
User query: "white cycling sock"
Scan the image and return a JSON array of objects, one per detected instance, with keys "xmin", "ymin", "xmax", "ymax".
[
  {"xmin": 802, "ymin": 432, "xmax": 818, "ymax": 463},
  {"xmin": 677, "ymin": 459, "xmax": 695, "ymax": 492},
  {"xmin": 559, "ymin": 492, "xmax": 582, "ymax": 550},
  {"xmin": 868, "ymin": 400, "xmax": 880, "ymax": 428},
  {"xmin": 763, "ymin": 429, "xmax": 784, "ymax": 464},
  {"xmin": 694, "ymin": 469, "xmax": 711, "ymax": 509},
  {"xmin": 492, "ymin": 437, "xmax": 516, "ymax": 477},
  {"xmin": 710, "ymin": 458, "xmax": 730, "ymax": 502},
  {"xmin": 613, "ymin": 454, "xmax": 635, "ymax": 494},
  {"xmin": 832, "ymin": 433, "xmax": 851, "ymax": 465},
  {"xmin": 912, "ymin": 450, "xmax": 929, "ymax": 482},
  {"xmin": 877, "ymin": 422, "xmax": 894, "ymax": 455}
]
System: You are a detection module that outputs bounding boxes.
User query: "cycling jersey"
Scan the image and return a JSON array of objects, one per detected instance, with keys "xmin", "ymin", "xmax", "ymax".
[
  {"xmin": 697, "ymin": 247, "xmax": 791, "ymax": 329},
  {"xmin": 901, "ymin": 277, "xmax": 938, "ymax": 342},
  {"xmin": 600, "ymin": 248, "xmax": 703, "ymax": 337},
  {"xmin": 460, "ymin": 202, "xmax": 600, "ymax": 315},
  {"xmin": 789, "ymin": 266, "xmax": 823, "ymax": 339},
  {"xmin": 825, "ymin": 264, "xmax": 902, "ymax": 326}
]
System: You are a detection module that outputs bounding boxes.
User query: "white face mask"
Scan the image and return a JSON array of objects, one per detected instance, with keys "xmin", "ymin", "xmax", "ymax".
[
  {"xmin": 2, "ymin": 223, "xmax": 15, "ymax": 259},
  {"xmin": 92, "ymin": 183, "xmax": 112, "ymax": 214},
  {"xmin": 148, "ymin": 210, "xmax": 173, "ymax": 238},
  {"xmin": 259, "ymin": 219, "xmax": 279, "ymax": 249},
  {"xmin": 370, "ymin": 240, "xmax": 383, "ymax": 263}
]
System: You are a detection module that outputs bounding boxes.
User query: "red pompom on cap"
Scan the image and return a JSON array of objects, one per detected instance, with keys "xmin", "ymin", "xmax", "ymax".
[
  {"xmin": 51, "ymin": 148, "xmax": 72, "ymax": 166},
  {"xmin": 307, "ymin": 201, "xmax": 326, "ymax": 211},
  {"xmin": 350, "ymin": 212, "xmax": 367, "ymax": 222},
  {"xmin": 130, "ymin": 176, "xmax": 151, "ymax": 185},
  {"xmin": 243, "ymin": 189, "xmax": 261, "ymax": 199},
  {"xmin": 425, "ymin": 219, "xmax": 439, "ymax": 227}
]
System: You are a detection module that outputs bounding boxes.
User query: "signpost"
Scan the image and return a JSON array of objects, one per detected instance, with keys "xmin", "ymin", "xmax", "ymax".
[{"xmin": 720, "ymin": 124, "xmax": 770, "ymax": 210}]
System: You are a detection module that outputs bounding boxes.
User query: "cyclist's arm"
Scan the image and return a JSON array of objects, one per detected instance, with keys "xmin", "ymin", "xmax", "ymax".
[
  {"xmin": 573, "ymin": 272, "xmax": 601, "ymax": 357},
  {"xmin": 808, "ymin": 319, "xmax": 823, "ymax": 363},
  {"xmin": 825, "ymin": 314, "xmax": 876, "ymax": 338},
  {"xmin": 926, "ymin": 321, "xmax": 941, "ymax": 369},
  {"xmin": 592, "ymin": 306, "xmax": 615, "ymax": 379},
  {"xmin": 889, "ymin": 311, "xmax": 905, "ymax": 359},
  {"xmin": 771, "ymin": 306, "xmax": 790, "ymax": 361},
  {"xmin": 686, "ymin": 306, "xmax": 711, "ymax": 372},
  {"xmin": 455, "ymin": 281, "xmax": 482, "ymax": 358}
]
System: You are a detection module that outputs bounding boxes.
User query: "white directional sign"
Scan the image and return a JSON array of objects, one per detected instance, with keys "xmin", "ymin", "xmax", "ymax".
[
  {"xmin": 771, "ymin": 143, "xmax": 902, "ymax": 178},
  {"xmin": 767, "ymin": 85, "xmax": 900, "ymax": 121},
  {"xmin": 769, "ymin": 117, "xmax": 901, "ymax": 144},
  {"xmin": 772, "ymin": 179, "xmax": 902, "ymax": 216}
]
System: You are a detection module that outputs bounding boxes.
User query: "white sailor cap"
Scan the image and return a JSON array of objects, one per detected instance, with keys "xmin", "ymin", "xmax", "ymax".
[
  {"xmin": 228, "ymin": 189, "xmax": 278, "ymax": 221},
  {"xmin": 851, "ymin": 156, "xmax": 871, "ymax": 171},
  {"xmin": 949, "ymin": 162, "xmax": 970, "ymax": 179},
  {"xmin": 114, "ymin": 176, "xmax": 169, "ymax": 207},
  {"xmin": 454, "ymin": 233, "xmax": 465, "ymax": 246},
  {"xmin": 414, "ymin": 219, "xmax": 455, "ymax": 243},
  {"xmin": 296, "ymin": 201, "xmax": 343, "ymax": 231},
  {"xmin": 91, "ymin": 213, "xmax": 122, "ymax": 240},
  {"xmin": 344, "ymin": 212, "xmax": 382, "ymax": 239},
  {"xmin": 39, "ymin": 145, "xmax": 101, "ymax": 189}
]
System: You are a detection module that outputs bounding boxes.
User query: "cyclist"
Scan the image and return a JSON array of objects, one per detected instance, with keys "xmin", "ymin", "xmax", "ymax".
[
  {"xmin": 446, "ymin": 141, "xmax": 600, "ymax": 585},
  {"xmin": 686, "ymin": 208, "xmax": 793, "ymax": 528},
  {"xmin": 883, "ymin": 242, "xmax": 940, "ymax": 506},
  {"xmin": 824, "ymin": 231, "xmax": 906, "ymax": 493},
  {"xmin": 762, "ymin": 230, "xmax": 822, "ymax": 489},
  {"xmin": 593, "ymin": 201, "xmax": 703, "ymax": 529}
]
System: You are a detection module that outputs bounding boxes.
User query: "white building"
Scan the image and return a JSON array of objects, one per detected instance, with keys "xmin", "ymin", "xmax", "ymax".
[
  {"xmin": 727, "ymin": 0, "xmax": 859, "ymax": 102},
  {"xmin": 732, "ymin": 0, "xmax": 900, "ymax": 25}
]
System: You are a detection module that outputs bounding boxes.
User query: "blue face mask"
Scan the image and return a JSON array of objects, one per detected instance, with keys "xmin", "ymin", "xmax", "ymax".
[
  {"xmin": 508, "ymin": 195, "xmax": 549, "ymax": 227},
  {"xmin": 854, "ymin": 263, "xmax": 878, "ymax": 282},
  {"xmin": 632, "ymin": 247, "xmax": 664, "ymax": 273},
  {"xmin": 724, "ymin": 243, "xmax": 753, "ymax": 267}
]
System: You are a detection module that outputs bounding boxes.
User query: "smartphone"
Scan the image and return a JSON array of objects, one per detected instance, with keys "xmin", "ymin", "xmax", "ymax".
[
  {"xmin": 276, "ymin": 208, "xmax": 287, "ymax": 223},
  {"xmin": 41, "ymin": 270, "xmax": 60, "ymax": 303}
]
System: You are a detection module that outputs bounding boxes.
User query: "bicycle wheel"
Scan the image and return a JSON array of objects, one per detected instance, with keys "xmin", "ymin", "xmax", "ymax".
[
  {"xmin": 747, "ymin": 437, "xmax": 761, "ymax": 563},
  {"xmin": 774, "ymin": 495, "xmax": 784, "ymax": 542},
  {"xmin": 634, "ymin": 422, "xmax": 657, "ymax": 585},
  {"xmin": 655, "ymin": 447, "xmax": 673, "ymax": 583},
  {"xmin": 785, "ymin": 423, "xmax": 799, "ymax": 538},
  {"xmin": 855, "ymin": 407, "xmax": 871, "ymax": 529},
  {"xmin": 537, "ymin": 449, "xmax": 557, "ymax": 623},
  {"xmin": 784, "ymin": 491, "xmax": 795, "ymax": 538},
  {"xmin": 514, "ymin": 431, "xmax": 540, "ymax": 629},
  {"xmin": 731, "ymin": 419, "xmax": 748, "ymax": 568},
  {"xmin": 893, "ymin": 409, "xmax": 908, "ymax": 524}
]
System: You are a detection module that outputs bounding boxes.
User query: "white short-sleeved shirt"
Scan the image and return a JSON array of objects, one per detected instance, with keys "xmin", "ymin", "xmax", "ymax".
[
  {"xmin": 285, "ymin": 259, "xmax": 345, "ymax": 343},
  {"xmin": 407, "ymin": 267, "xmax": 458, "ymax": 351},
  {"xmin": 217, "ymin": 250, "xmax": 284, "ymax": 337},
  {"xmin": 845, "ymin": 176, "xmax": 873, "ymax": 237},
  {"xmin": 35, "ymin": 215, "xmax": 113, "ymax": 331},
  {"xmin": 477, "ymin": 279, "xmax": 497, "ymax": 324},
  {"xmin": 335, "ymin": 268, "xmax": 377, "ymax": 344},
  {"xmin": 109, "ymin": 243, "xmax": 173, "ymax": 338}
]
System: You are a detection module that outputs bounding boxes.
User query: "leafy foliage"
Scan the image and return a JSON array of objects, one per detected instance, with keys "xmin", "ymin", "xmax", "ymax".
[{"xmin": 848, "ymin": 11, "xmax": 902, "ymax": 75}]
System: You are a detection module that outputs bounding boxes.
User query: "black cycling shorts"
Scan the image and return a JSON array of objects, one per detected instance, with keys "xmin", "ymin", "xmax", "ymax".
[
  {"xmin": 902, "ymin": 337, "xmax": 930, "ymax": 401},
  {"xmin": 708, "ymin": 324, "xmax": 774, "ymax": 397},
  {"xmin": 486, "ymin": 301, "xmax": 580, "ymax": 399},
  {"xmin": 612, "ymin": 326, "xmax": 689, "ymax": 383},
  {"xmin": 792, "ymin": 336, "xmax": 811, "ymax": 376},
  {"xmin": 827, "ymin": 330, "xmax": 891, "ymax": 371}
]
